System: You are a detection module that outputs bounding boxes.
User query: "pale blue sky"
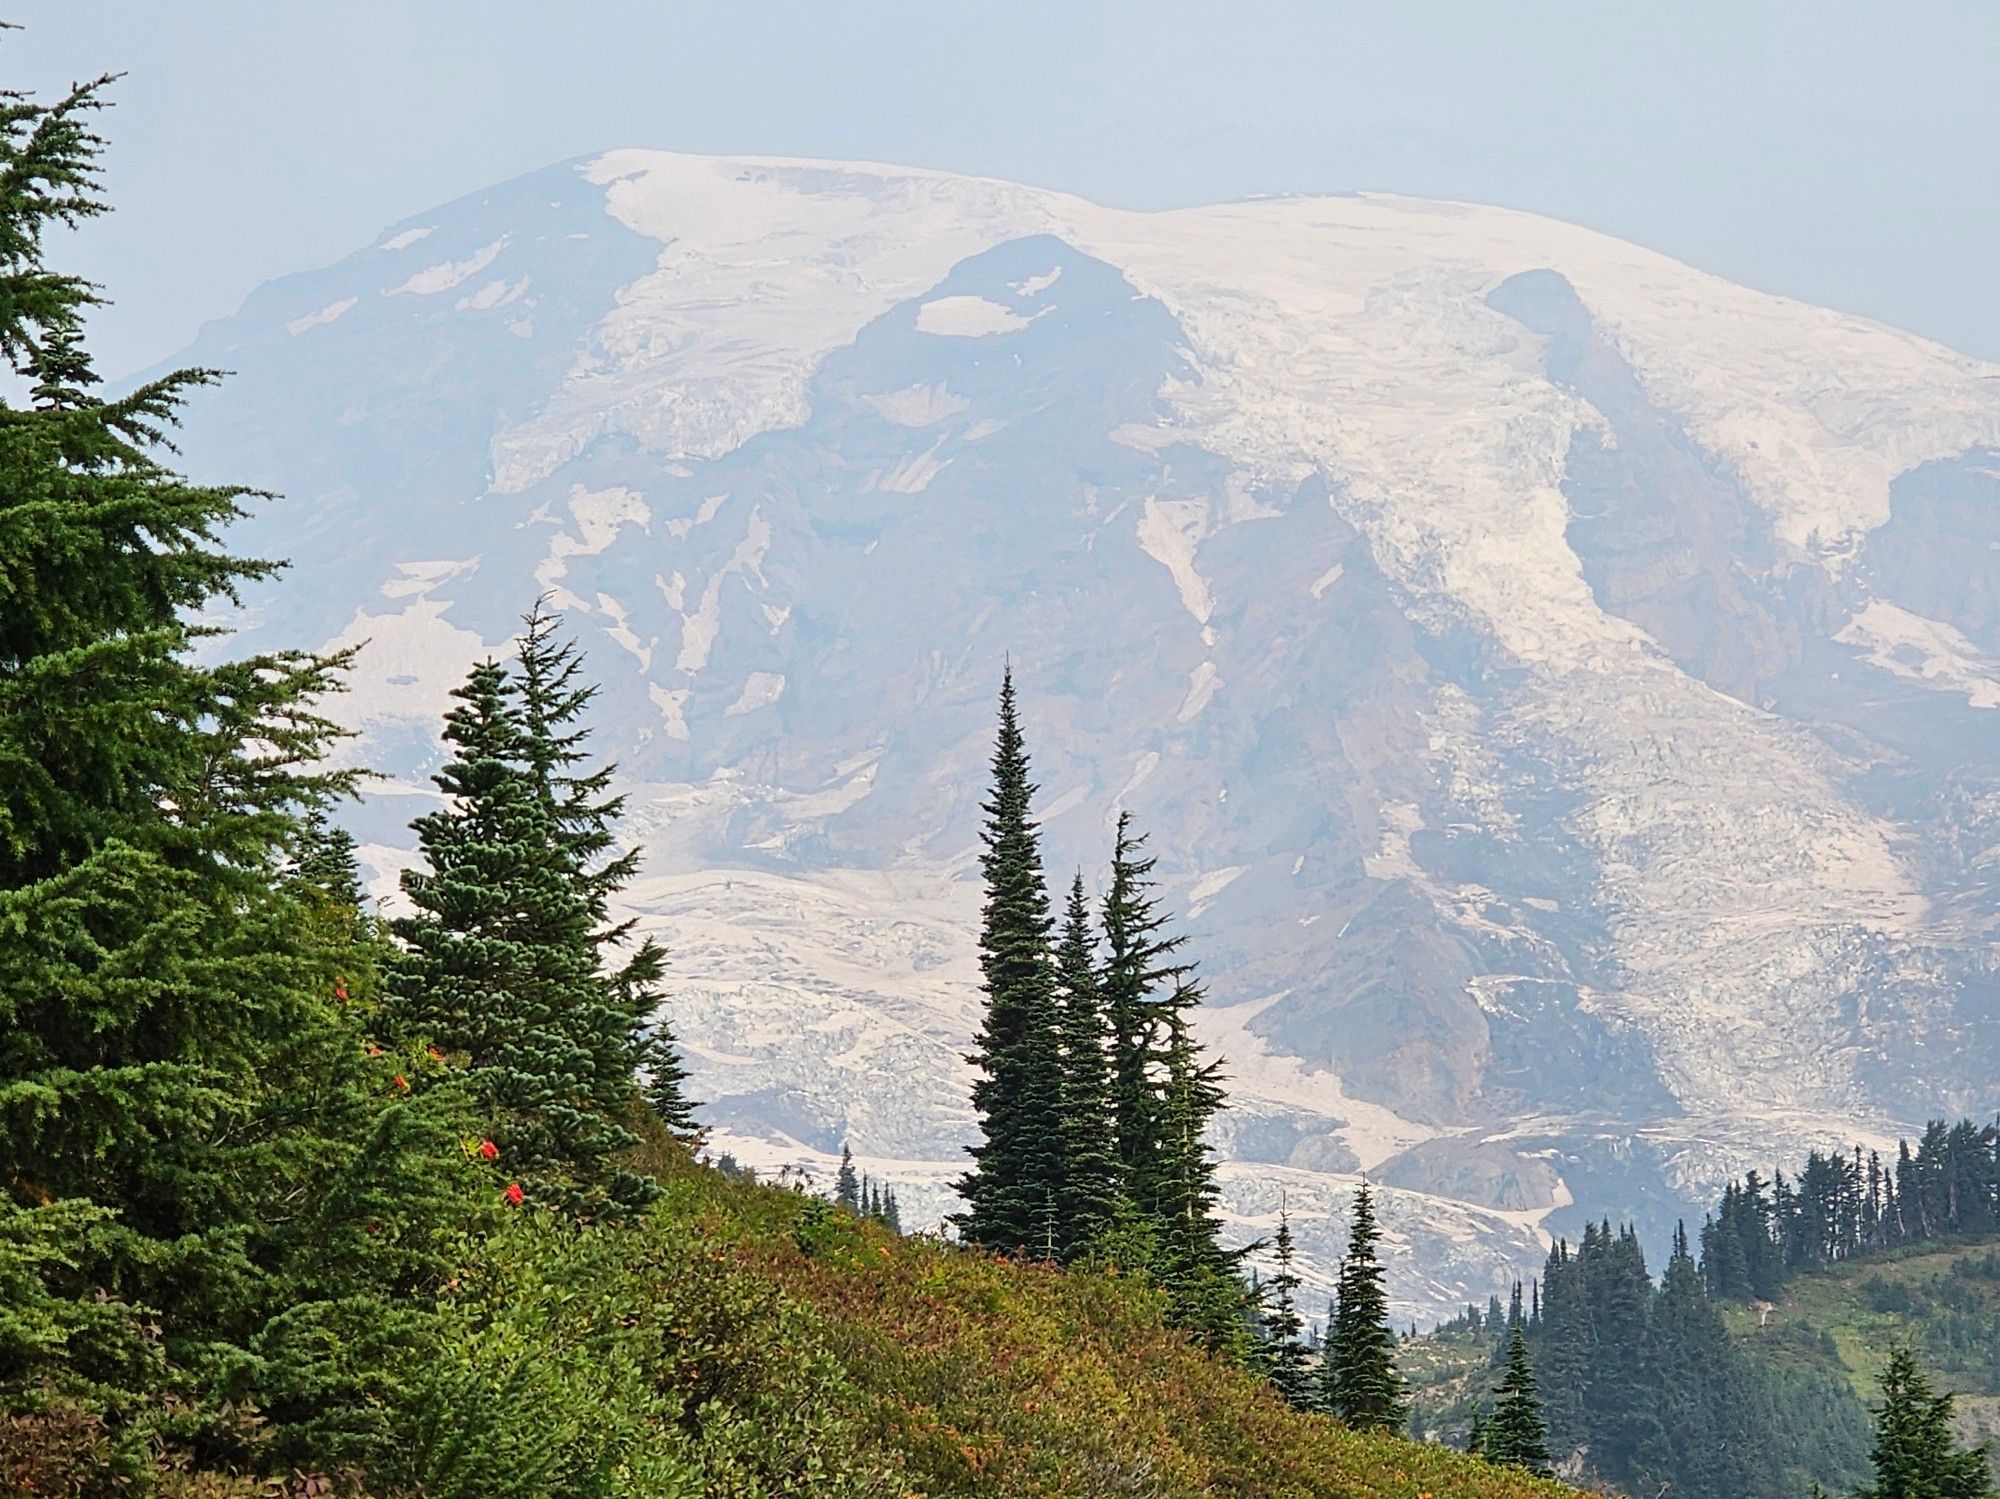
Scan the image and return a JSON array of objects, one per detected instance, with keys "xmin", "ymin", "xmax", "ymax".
[{"xmin": 19, "ymin": 0, "xmax": 2000, "ymax": 378}]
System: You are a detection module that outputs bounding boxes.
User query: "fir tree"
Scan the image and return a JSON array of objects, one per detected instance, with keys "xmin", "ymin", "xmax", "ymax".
[
  {"xmin": 1484, "ymin": 1324, "xmax": 1550, "ymax": 1474},
  {"xmin": 1860, "ymin": 1348, "xmax": 1995, "ymax": 1499},
  {"xmin": 0, "ymin": 73, "xmax": 472, "ymax": 1469},
  {"xmin": 511, "ymin": 601, "xmax": 690, "ymax": 1146},
  {"xmin": 1319, "ymin": 1181, "xmax": 1409, "ymax": 1431},
  {"xmin": 639, "ymin": 1015, "xmax": 700, "ymax": 1142},
  {"xmin": 835, "ymin": 1143, "xmax": 861, "ymax": 1212},
  {"xmin": 1054, "ymin": 871, "xmax": 1120, "ymax": 1259},
  {"xmin": 391, "ymin": 660, "xmax": 650, "ymax": 1220},
  {"xmin": 1260, "ymin": 1203, "xmax": 1313, "ymax": 1407},
  {"xmin": 954, "ymin": 668, "xmax": 1066, "ymax": 1256},
  {"xmin": 1098, "ymin": 812, "xmax": 1190, "ymax": 1178}
]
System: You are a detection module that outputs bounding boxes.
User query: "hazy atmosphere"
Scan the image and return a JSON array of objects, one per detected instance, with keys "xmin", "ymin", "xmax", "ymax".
[
  {"xmin": 9, "ymin": 8, "xmax": 2000, "ymax": 1494},
  {"xmin": 22, "ymin": 0, "xmax": 2000, "ymax": 377}
]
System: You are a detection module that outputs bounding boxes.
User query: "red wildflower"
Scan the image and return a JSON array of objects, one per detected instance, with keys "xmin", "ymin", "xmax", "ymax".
[
  {"xmin": 334, "ymin": 979, "xmax": 349, "ymax": 1001},
  {"xmin": 427, "ymin": 1045, "xmax": 444, "ymax": 1063},
  {"xmin": 503, "ymin": 1182, "xmax": 524, "ymax": 1206},
  {"xmin": 391, "ymin": 1074, "xmax": 409, "ymax": 1093},
  {"xmin": 478, "ymin": 1140, "xmax": 499, "ymax": 1160}
]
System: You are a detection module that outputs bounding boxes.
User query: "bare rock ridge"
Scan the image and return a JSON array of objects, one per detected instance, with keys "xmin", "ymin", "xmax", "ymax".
[{"xmin": 169, "ymin": 152, "xmax": 2000, "ymax": 1321}]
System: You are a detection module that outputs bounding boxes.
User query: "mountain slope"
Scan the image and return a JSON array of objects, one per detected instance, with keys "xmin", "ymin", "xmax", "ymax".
[{"xmin": 165, "ymin": 151, "xmax": 2000, "ymax": 1319}]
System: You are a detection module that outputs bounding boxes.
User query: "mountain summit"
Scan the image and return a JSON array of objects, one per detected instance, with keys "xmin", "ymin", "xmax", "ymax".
[{"xmin": 170, "ymin": 151, "xmax": 2000, "ymax": 1319}]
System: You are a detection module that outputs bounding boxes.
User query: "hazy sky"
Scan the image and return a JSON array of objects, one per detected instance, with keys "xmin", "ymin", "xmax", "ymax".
[{"xmin": 20, "ymin": 1, "xmax": 2000, "ymax": 379}]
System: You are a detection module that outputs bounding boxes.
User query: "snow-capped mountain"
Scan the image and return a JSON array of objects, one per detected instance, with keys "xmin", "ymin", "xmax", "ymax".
[{"xmin": 165, "ymin": 152, "xmax": 2000, "ymax": 1322}]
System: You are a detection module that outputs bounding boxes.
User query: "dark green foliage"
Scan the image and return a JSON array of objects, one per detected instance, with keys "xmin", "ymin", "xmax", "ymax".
[
  {"xmin": 0, "ymin": 70, "xmax": 474, "ymax": 1470},
  {"xmin": 1703, "ymin": 1118, "xmax": 2000, "ymax": 1303},
  {"xmin": 836, "ymin": 1144, "xmax": 861, "ymax": 1213},
  {"xmin": 640, "ymin": 1016, "xmax": 700, "ymax": 1142},
  {"xmin": 1859, "ymin": 1347, "xmax": 1995, "ymax": 1499},
  {"xmin": 954, "ymin": 669, "xmax": 1067, "ymax": 1257},
  {"xmin": 1054, "ymin": 871, "xmax": 1121, "ymax": 1259},
  {"xmin": 1483, "ymin": 1325, "xmax": 1548, "ymax": 1474},
  {"xmin": 1098, "ymin": 811, "xmax": 1188, "ymax": 1180},
  {"xmin": 390, "ymin": 658, "xmax": 652, "ymax": 1222},
  {"xmin": 1259, "ymin": 1206, "xmax": 1313, "ymax": 1408},
  {"xmin": 1320, "ymin": 1182, "xmax": 1409, "ymax": 1431},
  {"xmin": 512, "ymin": 599, "xmax": 685, "ymax": 1138}
]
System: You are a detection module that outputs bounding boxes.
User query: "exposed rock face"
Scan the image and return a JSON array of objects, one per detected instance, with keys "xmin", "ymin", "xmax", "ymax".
[{"xmin": 167, "ymin": 153, "xmax": 2000, "ymax": 1321}]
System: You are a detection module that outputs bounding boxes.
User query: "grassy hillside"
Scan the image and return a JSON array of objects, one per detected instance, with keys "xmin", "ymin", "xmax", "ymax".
[
  {"xmin": 368, "ymin": 1133, "xmax": 1581, "ymax": 1499},
  {"xmin": 1408, "ymin": 1240, "xmax": 2000, "ymax": 1497},
  {"xmin": 1722, "ymin": 1241, "xmax": 2000, "ymax": 1447}
]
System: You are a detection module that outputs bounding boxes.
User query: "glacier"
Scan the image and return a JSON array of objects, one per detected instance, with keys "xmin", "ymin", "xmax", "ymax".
[{"xmin": 163, "ymin": 151, "xmax": 2000, "ymax": 1322}]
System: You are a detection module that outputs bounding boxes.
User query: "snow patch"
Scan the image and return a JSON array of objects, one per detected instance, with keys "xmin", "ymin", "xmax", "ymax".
[
  {"xmin": 1176, "ymin": 660, "xmax": 1220, "ymax": 721},
  {"xmin": 725, "ymin": 672, "xmax": 787, "ymax": 717},
  {"xmin": 287, "ymin": 296, "xmax": 356, "ymax": 335},
  {"xmin": 456, "ymin": 276, "xmax": 530, "ymax": 312},
  {"xmin": 379, "ymin": 226, "xmax": 436, "ymax": 251},
  {"xmin": 1012, "ymin": 266, "xmax": 1062, "ymax": 297},
  {"xmin": 392, "ymin": 237, "xmax": 508, "ymax": 296},
  {"xmin": 1837, "ymin": 598, "xmax": 2000, "ymax": 709},
  {"xmin": 915, "ymin": 294, "xmax": 1045, "ymax": 337},
  {"xmin": 1135, "ymin": 497, "xmax": 1214, "ymax": 625}
]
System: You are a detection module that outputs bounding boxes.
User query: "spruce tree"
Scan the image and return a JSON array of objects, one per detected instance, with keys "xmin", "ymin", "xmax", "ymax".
[
  {"xmin": 1485, "ymin": 1323, "xmax": 1550, "ymax": 1474},
  {"xmin": 1260, "ymin": 1204, "xmax": 1313, "ymax": 1407},
  {"xmin": 0, "ymin": 73, "xmax": 472, "ymax": 1469},
  {"xmin": 1860, "ymin": 1348, "xmax": 1995, "ymax": 1499},
  {"xmin": 391, "ymin": 660, "xmax": 650, "ymax": 1220},
  {"xmin": 1319, "ymin": 1182, "xmax": 1409, "ymax": 1431},
  {"xmin": 1054, "ymin": 871, "xmax": 1121, "ymax": 1258},
  {"xmin": 954, "ymin": 668, "xmax": 1066, "ymax": 1256}
]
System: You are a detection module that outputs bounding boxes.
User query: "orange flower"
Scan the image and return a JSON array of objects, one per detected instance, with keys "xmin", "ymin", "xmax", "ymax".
[
  {"xmin": 503, "ymin": 1182, "xmax": 525, "ymax": 1206},
  {"xmin": 334, "ymin": 979, "xmax": 349, "ymax": 1001},
  {"xmin": 391, "ymin": 1074, "xmax": 409, "ymax": 1092},
  {"xmin": 427, "ymin": 1045, "xmax": 444, "ymax": 1063},
  {"xmin": 478, "ymin": 1139, "xmax": 499, "ymax": 1160}
]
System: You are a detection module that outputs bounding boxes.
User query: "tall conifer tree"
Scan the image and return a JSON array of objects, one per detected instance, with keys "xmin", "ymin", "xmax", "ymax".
[
  {"xmin": 1054, "ymin": 871, "xmax": 1120, "ymax": 1258},
  {"xmin": 1484, "ymin": 1324, "xmax": 1550, "ymax": 1474},
  {"xmin": 391, "ymin": 660, "xmax": 651, "ymax": 1220},
  {"xmin": 1319, "ymin": 1182, "xmax": 1409, "ymax": 1431},
  {"xmin": 1261, "ymin": 1204, "xmax": 1313, "ymax": 1407},
  {"xmin": 512, "ymin": 600, "xmax": 688, "ymax": 1137},
  {"xmin": 1099, "ymin": 813, "xmax": 1188, "ymax": 1176},
  {"xmin": 954, "ymin": 668, "xmax": 1066, "ymax": 1255}
]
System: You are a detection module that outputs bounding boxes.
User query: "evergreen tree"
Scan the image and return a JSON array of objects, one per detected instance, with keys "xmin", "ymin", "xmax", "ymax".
[
  {"xmin": 640, "ymin": 1015, "xmax": 700, "ymax": 1142},
  {"xmin": 391, "ymin": 660, "xmax": 650, "ymax": 1220},
  {"xmin": 1860, "ymin": 1348, "xmax": 1995, "ymax": 1499},
  {"xmin": 1098, "ymin": 812, "xmax": 1190, "ymax": 1178},
  {"xmin": 1053, "ymin": 871, "xmax": 1121, "ymax": 1259},
  {"xmin": 512, "ymin": 601, "xmax": 691, "ymax": 1146},
  {"xmin": 1260, "ymin": 1203, "xmax": 1313, "ymax": 1407},
  {"xmin": 1319, "ymin": 1182, "xmax": 1409, "ymax": 1431},
  {"xmin": 293, "ymin": 804, "xmax": 367, "ymax": 910},
  {"xmin": 0, "ymin": 73, "xmax": 472, "ymax": 1469},
  {"xmin": 836, "ymin": 1143, "xmax": 861, "ymax": 1213},
  {"xmin": 954, "ymin": 668, "xmax": 1066, "ymax": 1256},
  {"xmin": 1484, "ymin": 1324, "xmax": 1550, "ymax": 1474}
]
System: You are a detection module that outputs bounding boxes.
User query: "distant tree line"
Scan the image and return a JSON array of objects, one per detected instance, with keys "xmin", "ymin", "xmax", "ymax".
[{"xmin": 1704, "ymin": 1118, "xmax": 2000, "ymax": 1302}]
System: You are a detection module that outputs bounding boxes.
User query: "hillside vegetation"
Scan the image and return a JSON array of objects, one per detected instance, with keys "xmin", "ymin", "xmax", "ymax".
[
  {"xmin": 1725, "ymin": 1240, "xmax": 2000, "ymax": 1450},
  {"xmin": 390, "ymin": 1133, "xmax": 1583, "ymax": 1498}
]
